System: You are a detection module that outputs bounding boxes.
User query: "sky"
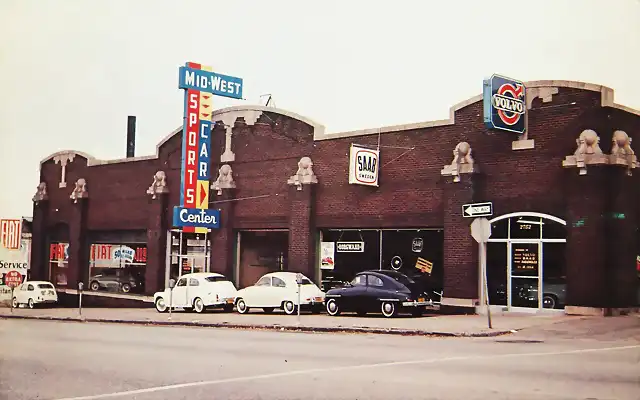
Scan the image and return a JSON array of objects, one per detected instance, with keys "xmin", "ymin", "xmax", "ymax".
[{"xmin": 1, "ymin": 0, "xmax": 639, "ymax": 220}]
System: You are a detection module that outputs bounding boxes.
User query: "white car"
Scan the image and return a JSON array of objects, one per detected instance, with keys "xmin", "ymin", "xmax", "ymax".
[
  {"xmin": 234, "ymin": 272, "xmax": 325, "ymax": 315},
  {"xmin": 12, "ymin": 281, "xmax": 58, "ymax": 309},
  {"xmin": 153, "ymin": 272, "xmax": 238, "ymax": 314}
]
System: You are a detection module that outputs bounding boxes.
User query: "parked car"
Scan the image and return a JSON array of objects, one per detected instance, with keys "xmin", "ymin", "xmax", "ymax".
[
  {"xmin": 153, "ymin": 272, "xmax": 238, "ymax": 313},
  {"xmin": 324, "ymin": 270, "xmax": 433, "ymax": 318},
  {"xmin": 491, "ymin": 279, "xmax": 566, "ymax": 309},
  {"xmin": 12, "ymin": 281, "xmax": 58, "ymax": 309},
  {"xmin": 89, "ymin": 269, "xmax": 143, "ymax": 293},
  {"xmin": 234, "ymin": 272, "xmax": 325, "ymax": 315}
]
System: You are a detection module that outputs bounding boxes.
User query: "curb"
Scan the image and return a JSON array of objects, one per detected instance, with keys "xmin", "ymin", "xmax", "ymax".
[{"xmin": 0, "ymin": 315, "xmax": 512, "ymax": 338}]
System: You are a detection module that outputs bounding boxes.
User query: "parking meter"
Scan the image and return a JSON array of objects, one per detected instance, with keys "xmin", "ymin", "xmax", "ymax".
[
  {"xmin": 78, "ymin": 282, "xmax": 84, "ymax": 317},
  {"xmin": 295, "ymin": 273, "xmax": 303, "ymax": 322},
  {"xmin": 168, "ymin": 278, "xmax": 176, "ymax": 320}
]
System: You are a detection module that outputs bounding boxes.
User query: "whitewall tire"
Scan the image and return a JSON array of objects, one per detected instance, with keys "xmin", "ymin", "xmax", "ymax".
[
  {"xmin": 27, "ymin": 298, "xmax": 35, "ymax": 309},
  {"xmin": 193, "ymin": 297, "xmax": 205, "ymax": 313},
  {"xmin": 155, "ymin": 297, "xmax": 168, "ymax": 313},
  {"xmin": 236, "ymin": 298, "xmax": 249, "ymax": 314},
  {"xmin": 283, "ymin": 301, "xmax": 297, "ymax": 315},
  {"xmin": 12, "ymin": 297, "xmax": 18, "ymax": 308},
  {"xmin": 326, "ymin": 299, "xmax": 341, "ymax": 316},
  {"xmin": 381, "ymin": 301, "xmax": 397, "ymax": 318}
]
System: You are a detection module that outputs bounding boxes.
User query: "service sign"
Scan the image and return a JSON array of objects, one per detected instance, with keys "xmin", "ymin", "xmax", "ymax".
[
  {"xmin": 483, "ymin": 74, "xmax": 526, "ymax": 134},
  {"xmin": 348, "ymin": 144, "xmax": 379, "ymax": 187}
]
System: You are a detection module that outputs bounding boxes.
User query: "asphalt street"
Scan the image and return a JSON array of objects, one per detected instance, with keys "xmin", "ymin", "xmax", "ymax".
[{"xmin": 1, "ymin": 319, "xmax": 638, "ymax": 400}]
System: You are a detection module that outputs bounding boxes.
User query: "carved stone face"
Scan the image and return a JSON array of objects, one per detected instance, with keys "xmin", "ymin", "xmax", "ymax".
[
  {"xmin": 581, "ymin": 130, "xmax": 598, "ymax": 147},
  {"xmin": 613, "ymin": 130, "xmax": 629, "ymax": 148},
  {"xmin": 220, "ymin": 164, "xmax": 232, "ymax": 176},
  {"xmin": 299, "ymin": 157, "xmax": 313, "ymax": 170}
]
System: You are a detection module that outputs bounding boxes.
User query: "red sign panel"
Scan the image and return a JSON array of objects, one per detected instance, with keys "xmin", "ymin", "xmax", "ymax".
[
  {"xmin": 0, "ymin": 219, "xmax": 21, "ymax": 250},
  {"xmin": 4, "ymin": 270, "xmax": 23, "ymax": 288}
]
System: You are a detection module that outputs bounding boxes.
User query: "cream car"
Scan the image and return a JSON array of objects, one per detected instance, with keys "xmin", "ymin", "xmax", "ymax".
[
  {"xmin": 154, "ymin": 272, "xmax": 238, "ymax": 314},
  {"xmin": 12, "ymin": 281, "xmax": 58, "ymax": 309},
  {"xmin": 234, "ymin": 272, "xmax": 325, "ymax": 315}
]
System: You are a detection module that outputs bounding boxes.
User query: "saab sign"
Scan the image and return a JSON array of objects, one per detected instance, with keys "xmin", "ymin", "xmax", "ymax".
[
  {"xmin": 348, "ymin": 144, "xmax": 379, "ymax": 187},
  {"xmin": 173, "ymin": 207, "xmax": 221, "ymax": 229},
  {"xmin": 483, "ymin": 74, "xmax": 526, "ymax": 134}
]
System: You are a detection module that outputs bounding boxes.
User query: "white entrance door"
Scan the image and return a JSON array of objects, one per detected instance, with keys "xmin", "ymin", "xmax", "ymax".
[{"xmin": 508, "ymin": 241, "xmax": 542, "ymax": 311}]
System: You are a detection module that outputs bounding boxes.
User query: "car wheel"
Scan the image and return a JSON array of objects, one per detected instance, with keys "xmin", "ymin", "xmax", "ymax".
[
  {"xmin": 193, "ymin": 297, "xmax": 205, "ymax": 313},
  {"xmin": 381, "ymin": 301, "xmax": 397, "ymax": 318},
  {"xmin": 90, "ymin": 281, "xmax": 100, "ymax": 291},
  {"xmin": 283, "ymin": 301, "xmax": 297, "ymax": 315},
  {"xmin": 223, "ymin": 304, "xmax": 234, "ymax": 313},
  {"xmin": 326, "ymin": 299, "xmax": 341, "ymax": 316},
  {"xmin": 155, "ymin": 297, "xmax": 168, "ymax": 313},
  {"xmin": 12, "ymin": 297, "xmax": 19, "ymax": 308},
  {"xmin": 543, "ymin": 294, "xmax": 557, "ymax": 309},
  {"xmin": 27, "ymin": 298, "xmax": 35, "ymax": 309},
  {"xmin": 121, "ymin": 283, "xmax": 132, "ymax": 293},
  {"xmin": 262, "ymin": 307, "xmax": 274, "ymax": 314},
  {"xmin": 236, "ymin": 298, "xmax": 249, "ymax": 314}
]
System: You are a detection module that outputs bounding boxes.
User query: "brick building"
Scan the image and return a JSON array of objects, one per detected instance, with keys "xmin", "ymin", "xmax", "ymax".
[{"xmin": 29, "ymin": 80, "xmax": 640, "ymax": 313}]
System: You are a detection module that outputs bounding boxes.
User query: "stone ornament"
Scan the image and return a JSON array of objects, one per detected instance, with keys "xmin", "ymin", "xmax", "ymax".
[
  {"xmin": 609, "ymin": 130, "xmax": 637, "ymax": 175},
  {"xmin": 53, "ymin": 152, "xmax": 76, "ymax": 188},
  {"xmin": 287, "ymin": 156, "xmax": 318, "ymax": 190},
  {"xmin": 146, "ymin": 171, "xmax": 169, "ymax": 199},
  {"xmin": 440, "ymin": 141, "xmax": 476, "ymax": 182},
  {"xmin": 211, "ymin": 164, "xmax": 236, "ymax": 195},
  {"xmin": 69, "ymin": 178, "xmax": 88, "ymax": 203},
  {"xmin": 562, "ymin": 129, "xmax": 609, "ymax": 175},
  {"xmin": 32, "ymin": 182, "xmax": 48, "ymax": 204}
]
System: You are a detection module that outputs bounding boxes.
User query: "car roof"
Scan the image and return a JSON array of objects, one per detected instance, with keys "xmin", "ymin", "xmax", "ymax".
[
  {"xmin": 263, "ymin": 271, "xmax": 308, "ymax": 280},
  {"xmin": 24, "ymin": 281, "xmax": 54, "ymax": 285},
  {"xmin": 180, "ymin": 272, "xmax": 226, "ymax": 278}
]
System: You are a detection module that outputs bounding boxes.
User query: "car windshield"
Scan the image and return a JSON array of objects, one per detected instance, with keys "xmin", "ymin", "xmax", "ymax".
[
  {"xmin": 38, "ymin": 283, "xmax": 55, "ymax": 289},
  {"xmin": 299, "ymin": 278, "xmax": 313, "ymax": 285},
  {"xmin": 204, "ymin": 276, "xmax": 229, "ymax": 283}
]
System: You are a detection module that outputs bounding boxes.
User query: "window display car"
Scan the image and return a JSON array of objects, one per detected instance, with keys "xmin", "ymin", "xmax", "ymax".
[
  {"xmin": 12, "ymin": 281, "xmax": 58, "ymax": 309},
  {"xmin": 234, "ymin": 272, "xmax": 325, "ymax": 315},
  {"xmin": 324, "ymin": 270, "xmax": 433, "ymax": 318},
  {"xmin": 89, "ymin": 269, "xmax": 144, "ymax": 293},
  {"xmin": 153, "ymin": 272, "xmax": 238, "ymax": 314}
]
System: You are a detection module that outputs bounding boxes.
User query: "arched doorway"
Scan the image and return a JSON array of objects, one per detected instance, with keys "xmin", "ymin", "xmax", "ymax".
[{"xmin": 484, "ymin": 212, "xmax": 567, "ymax": 312}]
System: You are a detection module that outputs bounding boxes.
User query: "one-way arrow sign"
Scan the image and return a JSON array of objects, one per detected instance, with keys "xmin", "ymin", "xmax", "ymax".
[{"xmin": 462, "ymin": 202, "xmax": 493, "ymax": 218}]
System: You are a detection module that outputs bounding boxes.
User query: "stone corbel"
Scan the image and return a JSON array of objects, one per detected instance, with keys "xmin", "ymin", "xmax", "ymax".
[
  {"xmin": 211, "ymin": 164, "xmax": 237, "ymax": 195},
  {"xmin": 440, "ymin": 142, "xmax": 477, "ymax": 182},
  {"xmin": 69, "ymin": 178, "xmax": 88, "ymax": 203},
  {"xmin": 54, "ymin": 152, "xmax": 76, "ymax": 188},
  {"xmin": 287, "ymin": 156, "xmax": 318, "ymax": 191},
  {"xmin": 146, "ymin": 171, "xmax": 169, "ymax": 199},
  {"xmin": 218, "ymin": 110, "xmax": 263, "ymax": 163},
  {"xmin": 608, "ymin": 130, "xmax": 637, "ymax": 176},
  {"xmin": 562, "ymin": 129, "xmax": 608, "ymax": 175},
  {"xmin": 32, "ymin": 182, "xmax": 49, "ymax": 205}
]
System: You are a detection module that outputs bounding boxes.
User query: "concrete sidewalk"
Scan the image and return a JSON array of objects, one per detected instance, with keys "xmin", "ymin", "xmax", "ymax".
[{"xmin": 0, "ymin": 306, "xmax": 576, "ymax": 337}]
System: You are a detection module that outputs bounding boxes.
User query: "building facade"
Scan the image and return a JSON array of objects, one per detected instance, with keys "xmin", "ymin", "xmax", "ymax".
[{"xmin": 29, "ymin": 80, "xmax": 640, "ymax": 313}]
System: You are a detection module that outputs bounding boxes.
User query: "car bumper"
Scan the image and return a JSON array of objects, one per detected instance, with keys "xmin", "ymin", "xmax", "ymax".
[
  {"xmin": 402, "ymin": 300, "xmax": 433, "ymax": 307},
  {"xmin": 206, "ymin": 297, "xmax": 236, "ymax": 307}
]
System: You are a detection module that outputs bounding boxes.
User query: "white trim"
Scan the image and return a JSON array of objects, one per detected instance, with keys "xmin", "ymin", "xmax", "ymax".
[
  {"xmin": 489, "ymin": 212, "xmax": 566, "ymax": 226},
  {"xmin": 488, "ymin": 238, "xmax": 567, "ymax": 243}
]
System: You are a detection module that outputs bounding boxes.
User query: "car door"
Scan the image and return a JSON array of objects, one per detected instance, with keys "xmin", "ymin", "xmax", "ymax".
[
  {"xmin": 16, "ymin": 284, "xmax": 26, "ymax": 303},
  {"xmin": 270, "ymin": 276, "xmax": 288, "ymax": 307},
  {"xmin": 187, "ymin": 277, "xmax": 201, "ymax": 306},
  {"xmin": 247, "ymin": 276, "xmax": 271, "ymax": 307},
  {"xmin": 172, "ymin": 277, "xmax": 188, "ymax": 307},
  {"xmin": 365, "ymin": 274, "xmax": 388, "ymax": 311},
  {"xmin": 341, "ymin": 274, "xmax": 367, "ymax": 311}
]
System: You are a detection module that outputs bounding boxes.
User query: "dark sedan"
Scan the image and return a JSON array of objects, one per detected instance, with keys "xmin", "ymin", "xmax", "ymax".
[{"xmin": 324, "ymin": 270, "xmax": 433, "ymax": 318}]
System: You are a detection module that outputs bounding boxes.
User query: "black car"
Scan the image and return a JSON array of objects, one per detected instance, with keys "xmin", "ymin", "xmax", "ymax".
[{"xmin": 324, "ymin": 270, "xmax": 433, "ymax": 318}]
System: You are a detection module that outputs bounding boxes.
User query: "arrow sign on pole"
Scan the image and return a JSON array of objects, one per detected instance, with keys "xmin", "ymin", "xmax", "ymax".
[{"xmin": 462, "ymin": 202, "xmax": 493, "ymax": 218}]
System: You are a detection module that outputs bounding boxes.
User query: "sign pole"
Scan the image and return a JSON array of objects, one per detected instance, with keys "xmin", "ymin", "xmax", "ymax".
[
  {"xmin": 480, "ymin": 240, "xmax": 492, "ymax": 329},
  {"xmin": 296, "ymin": 273, "xmax": 302, "ymax": 325},
  {"xmin": 78, "ymin": 282, "xmax": 84, "ymax": 318},
  {"xmin": 10, "ymin": 287, "xmax": 14, "ymax": 313}
]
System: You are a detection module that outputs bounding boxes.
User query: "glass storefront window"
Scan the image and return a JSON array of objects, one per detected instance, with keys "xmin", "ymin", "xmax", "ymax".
[
  {"xmin": 88, "ymin": 243, "xmax": 147, "ymax": 294},
  {"xmin": 509, "ymin": 217, "xmax": 542, "ymax": 240},
  {"xmin": 487, "ymin": 242, "xmax": 507, "ymax": 305},
  {"xmin": 49, "ymin": 242, "xmax": 69, "ymax": 287},
  {"xmin": 542, "ymin": 242, "xmax": 567, "ymax": 309},
  {"xmin": 168, "ymin": 231, "xmax": 210, "ymax": 283},
  {"xmin": 490, "ymin": 219, "xmax": 508, "ymax": 239}
]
